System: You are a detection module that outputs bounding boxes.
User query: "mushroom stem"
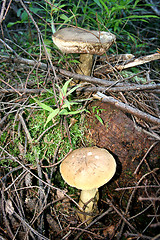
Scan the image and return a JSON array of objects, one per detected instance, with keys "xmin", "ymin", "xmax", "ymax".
[
  {"xmin": 76, "ymin": 53, "xmax": 93, "ymax": 77},
  {"xmin": 78, "ymin": 188, "xmax": 99, "ymax": 223}
]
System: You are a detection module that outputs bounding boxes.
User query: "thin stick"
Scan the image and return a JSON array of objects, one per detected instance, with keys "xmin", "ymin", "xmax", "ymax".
[
  {"xmin": 93, "ymin": 92, "xmax": 160, "ymax": 125},
  {"xmin": 139, "ymin": 197, "xmax": 160, "ymax": 201},
  {"xmin": 0, "ymin": 78, "xmax": 22, "ymax": 96},
  {"xmin": 115, "ymin": 185, "xmax": 160, "ymax": 191},
  {"xmin": 0, "ymin": 147, "xmax": 82, "ymax": 210},
  {"xmin": 134, "ymin": 141, "xmax": 159, "ymax": 174},
  {"xmin": 1, "ymin": 81, "xmax": 160, "ymax": 95}
]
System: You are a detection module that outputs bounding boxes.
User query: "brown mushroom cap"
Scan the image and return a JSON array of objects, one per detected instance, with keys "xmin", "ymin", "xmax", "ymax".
[
  {"xmin": 60, "ymin": 146, "xmax": 116, "ymax": 190},
  {"xmin": 52, "ymin": 27, "xmax": 116, "ymax": 55}
]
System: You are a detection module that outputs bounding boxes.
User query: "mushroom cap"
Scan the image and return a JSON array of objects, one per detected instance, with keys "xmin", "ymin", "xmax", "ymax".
[
  {"xmin": 60, "ymin": 146, "xmax": 116, "ymax": 190},
  {"xmin": 52, "ymin": 27, "xmax": 116, "ymax": 55}
]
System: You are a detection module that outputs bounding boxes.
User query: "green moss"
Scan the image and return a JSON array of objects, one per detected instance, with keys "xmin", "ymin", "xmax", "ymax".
[{"xmin": 121, "ymin": 70, "xmax": 147, "ymax": 83}]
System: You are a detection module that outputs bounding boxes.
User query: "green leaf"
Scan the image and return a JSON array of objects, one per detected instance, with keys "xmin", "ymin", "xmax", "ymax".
[
  {"xmin": 59, "ymin": 109, "xmax": 69, "ymax": 115},
  {"xmin": 95, "ymin": 114, "xmax": 104, "ymax": 125},
  {"xmin": 21, "ymin": 11, "xmax": 29, "ymax": 21},
  {"xmin": 7, "ymin": 21, "xmax": 23, "ymax": 27},
  {"xmin": 126, "ymin": 15, "xmax": 159, "ymax": 19},
  {"xmin": 69, "ymin": 60, "xmax": 80, "ymax": 64},
  {"xmin": 43, "ymin": 39, "xmax": 52, "ymax": 46},
  {"xmin": 17, "ymin": 8, "xmax": 23, "ymax": 18},
  {"xmin": 60, "ymin": 14, "xmax": 69, "ymax": 21},
  {"xmin": 33, "ymin": 98, "xmax": 53, "ymax": 112},
  {"xmin": 133, "ymin": 0, "xmax": 140, "ymax": 8},
  {"xmin": 61, "ymin": 101, "xmax": 79, "ymax": 109},
  {"xmin": 66, "ymin": 83, "xmax": 82, "ymax": 96},
  {"xmin": 59, "ymin": 109, "xmax": 85, "ymax": 115},
  {"xmin": 92, "ymin": 107, "xmax": 95, "ymax": 113},
  {"xmin": 45, "ymin": 108, "xmax": 60, "ymax": 125},
  {"xmin": 93, "ymin": 0, "xmax": 102, "ymax": 8},
  {"xmin": 99, "ymin": 0, "xmax": 109, "ymax": 14},
  {"xmin": 61, "ymin": 79, "xmax": 72, "ymax": 96},
  {"xmin": 62, "ymin": 99, "xmax": 71, "ymax": 110},
  {"xmin": 67, "ymin": 109, "xmax": 85, "ymax": 115},
  {"xmin": 56, "ymin": 84, "xmax": 63, "ymax": 100},
  {"xmin": 68, "ymin": 101, "xmax": 79, "ymax": 105}
]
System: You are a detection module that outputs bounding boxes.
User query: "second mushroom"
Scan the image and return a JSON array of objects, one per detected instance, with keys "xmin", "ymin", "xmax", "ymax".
[{"xmin": 60, "ymin": 146, "xmax": 116, "ymax": 223}]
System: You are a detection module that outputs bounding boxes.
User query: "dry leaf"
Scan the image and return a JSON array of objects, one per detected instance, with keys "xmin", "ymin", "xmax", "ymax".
[
  {"xmin": 5, "ymin": 200, "xmax": 14, "ymax": 215},
  {"xmin": 103, "ymin": 225, "xmax": 115, "ymax": 238},
  {"xmin": 56, "ymin": 189, "xmax": 67, "ymax": 199},
  {"xmin": 25, "ymin": 172, "xmax": 32, "ymax": 187}
]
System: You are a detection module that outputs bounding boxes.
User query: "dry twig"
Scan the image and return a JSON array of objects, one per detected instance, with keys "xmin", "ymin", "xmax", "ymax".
[{"xmin": 93, "ymin": 92, "xmax": 160, "ymax": 125}]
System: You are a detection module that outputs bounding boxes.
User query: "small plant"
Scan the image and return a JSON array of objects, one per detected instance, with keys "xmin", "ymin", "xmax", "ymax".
[
  {"xmin": 92, "ymin": 106, "xmax": 105, "ymax": 125},
  {"xmin": 33, "ymin": 79, "xmax": 85, "ymax": 126}
]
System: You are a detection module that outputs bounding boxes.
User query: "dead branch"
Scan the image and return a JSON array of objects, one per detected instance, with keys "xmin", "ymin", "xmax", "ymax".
[
  {"xmin": 125, "ymin": 232, "xmax": 152, "ymax": 239},
  {"xmin": 116, "ymin": 53, "xmax": 160, "ymax": 70},
  {"xmin": 0, "ymin": 54, "xmax": 113, "ymax": 86},
  {"xmin": 1, "ymin": 53, "xmax": 160, "ymax": 88},
  {"xmin": 73, "ymin": 207, "xmax": 113, "ymax": 240},
  {"xmin": 139, "ymin": 197, "xmax": 160, "ymax": 201},
  {"xmin": 1, "ymin": 81, "xmax": 160, "ymax": 95},
  {"xmin": 118, "ymin": 168, "xmax": 159, "ymax": 238},
  {"xmin": 106, "ymin": 198, "xmax": 138, "ymax": 232},
  {"xmin": 93, "ymin": 92, "xmax": 160, "ymax": 125},
  {"xmin": 77, "ymin": 83, "xmax": 160, "ymax": 92},
  {"xmin": 115, "ymin": 185, "xmax": 160, "ymax": 191},
  {"xmin": 0, "ymin": 0, "xmax": 7, "ymax": 23},
  {"xmin": 0, "ymin": 88, "xmax": 47, "ymax": 94}
]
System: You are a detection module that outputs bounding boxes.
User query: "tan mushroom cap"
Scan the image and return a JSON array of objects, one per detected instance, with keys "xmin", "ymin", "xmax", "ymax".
[
  {"xmin": 52, "ymin": 27, "xmax": 116, "ymax": 55},
  {"xmin": 60, "ymin": 146, "xmax": 116, "ymax": 190}
]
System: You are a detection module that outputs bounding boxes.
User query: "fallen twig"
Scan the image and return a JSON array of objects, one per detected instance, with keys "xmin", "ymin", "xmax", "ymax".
[
  {"xmin": 0, "ymin": 54, "xmax": 148, "ymax": 88},
  {"xmin": 78, "ymin": 83, "xmax": 160, "ymax": 92},
  {"xmin": 93, "ymin": 92, "xmax": 160, "ymax": 125},
  {"xmin": 1, "ymin": 53, "xmax": 160, "ymax": 88},
  {"xmin": 118, "ymin": 168, "xmax": 159, "ymax": 238},
  {"xmin": 115, "ymin": 53, "xmax": 160, "ymax": 70},
  {"xmin": 134, "ymin": 141, "xmax": 159, "ymax": 174},
  {"xmin": 115, "ymin": 185, "xmax": 160, "ymax": 191},
  {"xmin": 73, "ymin": 207, "xmax": 113, "ymax": 240},
  {"xmin": 1, "ymin": 82, "xmax": 160, "ymax": 95},
  {"xmin": 139, "ymin": 197, "xmax": 160, "ymax": 201},
  {"xmin": 0, "ymin": 147, "xmax": 82, "ymax": 210},
  {"xmin": 0, "ymin": 54, "xmax": 113, "ymax": 86}
]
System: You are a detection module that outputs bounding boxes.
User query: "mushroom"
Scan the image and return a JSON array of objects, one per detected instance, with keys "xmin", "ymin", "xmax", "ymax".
[
  {"xmin": 52, "ymin": 27, "xmax": 116, "ymax": 79},
  {"xmin": 60, "ymin": 146, "xmax": 116, "ymax": 223}
]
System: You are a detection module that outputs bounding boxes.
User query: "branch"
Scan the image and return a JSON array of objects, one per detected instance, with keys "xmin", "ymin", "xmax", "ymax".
[
  {"xmin": 116, "ymin": 53, "xmax": 160, "ymax": 70},
  {"xmin": 93, "ymin": 92, "xmax": 160, "ymax": 125},
  {"xmin": 1, "ymin": 81, "xmax": 160, "ymax": 96},
  {"xmin": 78, "ymin": 83, "xmax": 160, "ymax": 92},
  {"xmin": 0, "ymin": 88, "xmax": 47, "ymax": 94},
  {"xmin": 1, "ymin": 53, "xmax": 160, "ymax": 86},
  {"xmin": 0, "ymin": 0, "xmax": 7, "ymax": 23},
  {"xmin": 0, "ymin": 54, "xmax": 114, "ymax": 86}
]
